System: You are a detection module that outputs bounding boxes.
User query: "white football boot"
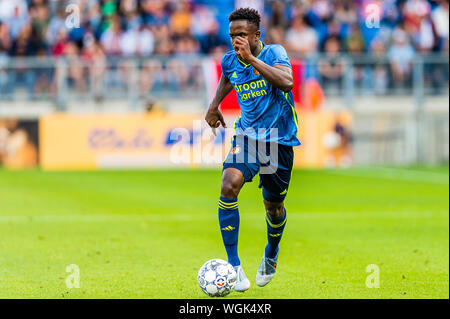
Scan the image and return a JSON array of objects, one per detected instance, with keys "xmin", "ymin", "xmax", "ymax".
[
  {"xmin": 255, "ymin": 249, "xmax": 279, "ymax": 287},
  {"xmin": 233, "ymin": 265, "xmax": 251, "ymax": 292}
]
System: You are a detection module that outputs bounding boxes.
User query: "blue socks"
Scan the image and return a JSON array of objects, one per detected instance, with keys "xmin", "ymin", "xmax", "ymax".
[
  {"xmin": 218, "ymin": 197, "xmax": 240, "ymax": 266},
  {"xmin": 265, "ymin": 208, "xmax": 287, "ymax": 259},
  {"xmin": 218, "ymin": 197, "xmax": 287, "ymax": 264}
]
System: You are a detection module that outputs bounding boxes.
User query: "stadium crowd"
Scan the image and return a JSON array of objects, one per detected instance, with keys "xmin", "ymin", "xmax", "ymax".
[{"xmin": 0, "ymin": 0, "xmax": 448, "ymax": 98}]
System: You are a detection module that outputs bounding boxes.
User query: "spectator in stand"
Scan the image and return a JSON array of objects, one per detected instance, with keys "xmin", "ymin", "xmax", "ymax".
[
  {"xmin": 0, "ymin": 21, "xmax": 11, "ymax": 53},
  {"xmin": 169, "ymin": 0, "xmax": 192, "ymax": 38},
  {"xmin": 334, "ymin": 0, "xmax": 358, "ymax": 25},
  {"xmin": 370, "ymin": 39, "xmax": 389, "ymax": 95},
  {"xmin": 120, "ymin": 23, "xmax": 155, "ymax": 57},
  {"xmin": 388, "ymin": 28, "xmax": 415, "ymax": 89},
  {"xmin": 51, "ymin": 29, "xmax": 69, "ymax": 56},
  {"xmin": 8, "ymin": 23, "xmax": 38, "ymax": 98},
  {"xmin": 346, "ymin": 23, "xmax": 371, "ymax": 93},
  {"xmin": 285, "ymin": 14, "xmax": 319, "ymax": 56},
  {"xmin": 100, "ymin": 15, "xmax": 123, "ymax": 56},
  {"xmin": 432, "ymin": 0, "xmax": 449, "ymax": 50},
  {"xmin": 82, "ymin": 33, "xmax": 106, "ymax": 101},
  {"xmin": 191, "ymin": 4, "xmax": 223, "ymax": 54},
  {"xmin": 86, "ymin": 0, "xmax": 103, "ymax": 39},
  {"xmin": 121, "ymin": 0, "xmax": 141, "ymax": 31},
  {"xmin": 318, "ymin": 35, "xmax": 347, "ymax": 93},
  {"xmin": 29, "ymin": 3, "xmax": 49, "ymax": 47},
  {"xmin": 0, "ymin": 43, "xmax": 9, "ymax": 98},
  {"xmin": 45, "ymin": 5, "xmax": 67, "ymax": 48},
  {"xmin": 267, "ymin": 0, "xmax": 290, "ymax": 30},
  {"xmin": 5, "ymin": 1, "xmax": 29, "ymax": 41},
  {"xmin": 199, "ymin": 22, "xmax": 228, "ymax": 54},
  {"xmin": 65, "ymin": 41, "xmax": 87, "ymax": 93},
  {"xmin": 142, "ymin": 0, "xmax": 170, "ymax": 30},
  {"xmin": 404, "ymin": 0, "xmax": 438, "ymax": 53},
  {"xmin": 265, "ymin": 25, "xmax": 285, "ymax": 46}
]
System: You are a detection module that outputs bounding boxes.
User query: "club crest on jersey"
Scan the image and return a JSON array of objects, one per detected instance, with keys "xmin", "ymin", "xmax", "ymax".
[{"xmin": 253, "ymin": 68, "xmax": 260, "ymax": 75}]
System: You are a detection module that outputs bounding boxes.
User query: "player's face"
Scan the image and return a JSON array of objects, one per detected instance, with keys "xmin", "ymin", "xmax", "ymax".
[{"xmin": 229, "ymin": 20, "xmax": 260, "ymax": 58}]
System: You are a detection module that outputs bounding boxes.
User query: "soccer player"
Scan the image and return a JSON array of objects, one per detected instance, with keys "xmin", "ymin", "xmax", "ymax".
[{"xmin": 205, "ymin": 8, "xmax": 300, "ymax": 292}]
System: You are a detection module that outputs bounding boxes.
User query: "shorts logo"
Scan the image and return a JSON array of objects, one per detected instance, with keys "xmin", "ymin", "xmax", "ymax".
[{"xmin": 231, "ymin": 146, "xmax": 241, "ymax": 155}]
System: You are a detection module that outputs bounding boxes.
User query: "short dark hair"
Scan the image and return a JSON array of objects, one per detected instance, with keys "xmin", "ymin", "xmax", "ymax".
[{"xmin": 229, "ymin": 7, "xmax": 261, "ymax": 29}]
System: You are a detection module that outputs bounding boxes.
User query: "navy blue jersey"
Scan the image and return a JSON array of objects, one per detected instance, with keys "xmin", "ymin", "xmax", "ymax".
[{"xmin": 221, "ymin": 42, "xmax": 301, "ymax": 146}]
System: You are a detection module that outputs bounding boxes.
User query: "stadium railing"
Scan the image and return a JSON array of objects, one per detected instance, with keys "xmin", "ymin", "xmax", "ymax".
[{"xmin": 0, "ymin": 53, "xmax": 447, "ymax": 110}]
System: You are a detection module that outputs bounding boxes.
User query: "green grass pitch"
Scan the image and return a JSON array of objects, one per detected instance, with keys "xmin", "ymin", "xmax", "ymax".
[{"xmin": 0, "ymin": 167, "xmax": 448, "ymax": 299}]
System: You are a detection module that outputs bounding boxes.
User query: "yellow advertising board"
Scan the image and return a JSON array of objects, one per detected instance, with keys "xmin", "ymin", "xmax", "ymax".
[
  {"xmin": 294, "ymin": 110, "xmax": 353, "ymax": 169},
  {"xmin": 39, "ymin": 111, "xmax": 352, "ymax": 170}
]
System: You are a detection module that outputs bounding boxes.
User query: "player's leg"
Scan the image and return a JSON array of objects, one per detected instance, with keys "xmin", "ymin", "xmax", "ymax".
[
  {"xmin": 219, "ymin": 135, "xmax": 260, "ymax": 292},
  {"xmin": 256, "ymin": 144, "xmax": 293, "ymax": 287},
  {"xmin": 219, "ymin": 167, "xmax": 251, "ymax": 292},
  {"xmin": 255, "ymin": 194, "xmax": 288, "ymax": 287},
  {"xmin": 263, "ymin": 199, "xmax": 287, "ymax": 260},
  {"xmin": 219, "ymin": 167, "xmax": 244, "ymax": 267}
]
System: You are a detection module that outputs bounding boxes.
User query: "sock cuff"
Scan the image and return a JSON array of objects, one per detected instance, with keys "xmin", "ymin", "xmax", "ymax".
[
  {"xmin": 219, "ymin": 197, "xmax": 238, "ymax": 211},
  {"xmin": 219, "ymin": 197, "xmax": 238, "ymax": 203},
  {"xmin": 266, "ymin": 209, "xmax": 287, "ymax": 228}
]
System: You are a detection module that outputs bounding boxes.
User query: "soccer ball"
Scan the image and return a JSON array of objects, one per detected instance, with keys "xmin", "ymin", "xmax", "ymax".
[{"xmin": 198, "ymin": 259, "xmax": 237, "ymax": 297}]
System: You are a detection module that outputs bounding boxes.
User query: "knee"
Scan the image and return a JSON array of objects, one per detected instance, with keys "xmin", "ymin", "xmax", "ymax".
[
  {"xmin": 221, "ymin": 178, "xmax": 242, "ymax": 199},
  {"xmin": 264, "ymin": 201, "xmax": 285, "ymax": 220},
  {"xmin": 221, "ymin": 168, "xmax": 244, "ymax": 199}
]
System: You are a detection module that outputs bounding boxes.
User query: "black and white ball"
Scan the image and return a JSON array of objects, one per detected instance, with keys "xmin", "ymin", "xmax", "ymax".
[{"xmin": 198, "ymin": 259, "xmax": 237, "ymax": 297}]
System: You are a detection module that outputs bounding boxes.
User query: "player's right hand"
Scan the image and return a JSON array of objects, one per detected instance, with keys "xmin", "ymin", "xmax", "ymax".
[{"xmin": 205, "ymin": 107, "xmax": 227, "ymax": 135}]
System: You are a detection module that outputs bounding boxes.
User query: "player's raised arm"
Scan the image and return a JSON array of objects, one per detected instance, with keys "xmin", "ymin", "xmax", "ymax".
[
  {"xmin": 234, "ymin": 36, "xmax": 294, "ymax": 93},
  {"xmin": 205, "ymin": 74, "xmax": 233, "ymax": 131}
]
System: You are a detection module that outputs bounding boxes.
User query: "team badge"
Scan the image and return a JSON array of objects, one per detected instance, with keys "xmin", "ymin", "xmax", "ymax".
[
  {"xmin": 231, "ymin": 146, "xmax": 241, "ymax": 155},
  {"xmin": 253, "ymin": 68, "xmax": 260, "ymax": 75}
]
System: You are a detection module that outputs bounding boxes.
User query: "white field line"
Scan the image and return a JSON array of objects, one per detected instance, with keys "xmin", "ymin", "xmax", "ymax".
[
  {"xmin": 327, "ymin": 167, "xmax": 449, "ymax": 185},
  {"xmin": 0, "ymin": 211, "xmax": 446, "ymax": 223}
]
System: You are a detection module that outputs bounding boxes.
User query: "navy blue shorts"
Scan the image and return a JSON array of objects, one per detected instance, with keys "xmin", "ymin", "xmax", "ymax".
[{"xmin": 223, "ymin": 135, "xmax": 294, "ymax": 203}]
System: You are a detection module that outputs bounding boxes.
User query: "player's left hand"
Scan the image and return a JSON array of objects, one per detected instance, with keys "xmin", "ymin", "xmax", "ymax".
[{"xmin": 234, "ymin": 36, "xmax": 253, "ymax": 62}]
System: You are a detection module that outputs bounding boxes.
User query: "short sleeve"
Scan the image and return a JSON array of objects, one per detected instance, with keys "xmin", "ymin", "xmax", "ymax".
[
  {"xmin": 220, "ymin": 54, "xmax": 230, "ymax": 80},
  {"xmin": 268, "ymin": 45, "xmax": 292, "ymax": 68}
]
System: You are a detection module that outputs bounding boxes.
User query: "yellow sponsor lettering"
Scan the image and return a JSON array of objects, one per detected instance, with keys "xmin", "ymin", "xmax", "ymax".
[
  {"xmin": 256, "ymin": 79, "xmax": 266, "ymax": 88},
  {"xmin": 235, "ymin": 79, "xmax": 268, "ymax": 101}
]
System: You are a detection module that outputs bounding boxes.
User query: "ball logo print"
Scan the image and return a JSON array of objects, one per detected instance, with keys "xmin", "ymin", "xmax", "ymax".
[
  {"xmin": 216, "ymin": 277, "xmax": 225, "ymax": 287},
  {"xmin": 198, "ymin": 259, "xmax": 237, "ymax": 297}
]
